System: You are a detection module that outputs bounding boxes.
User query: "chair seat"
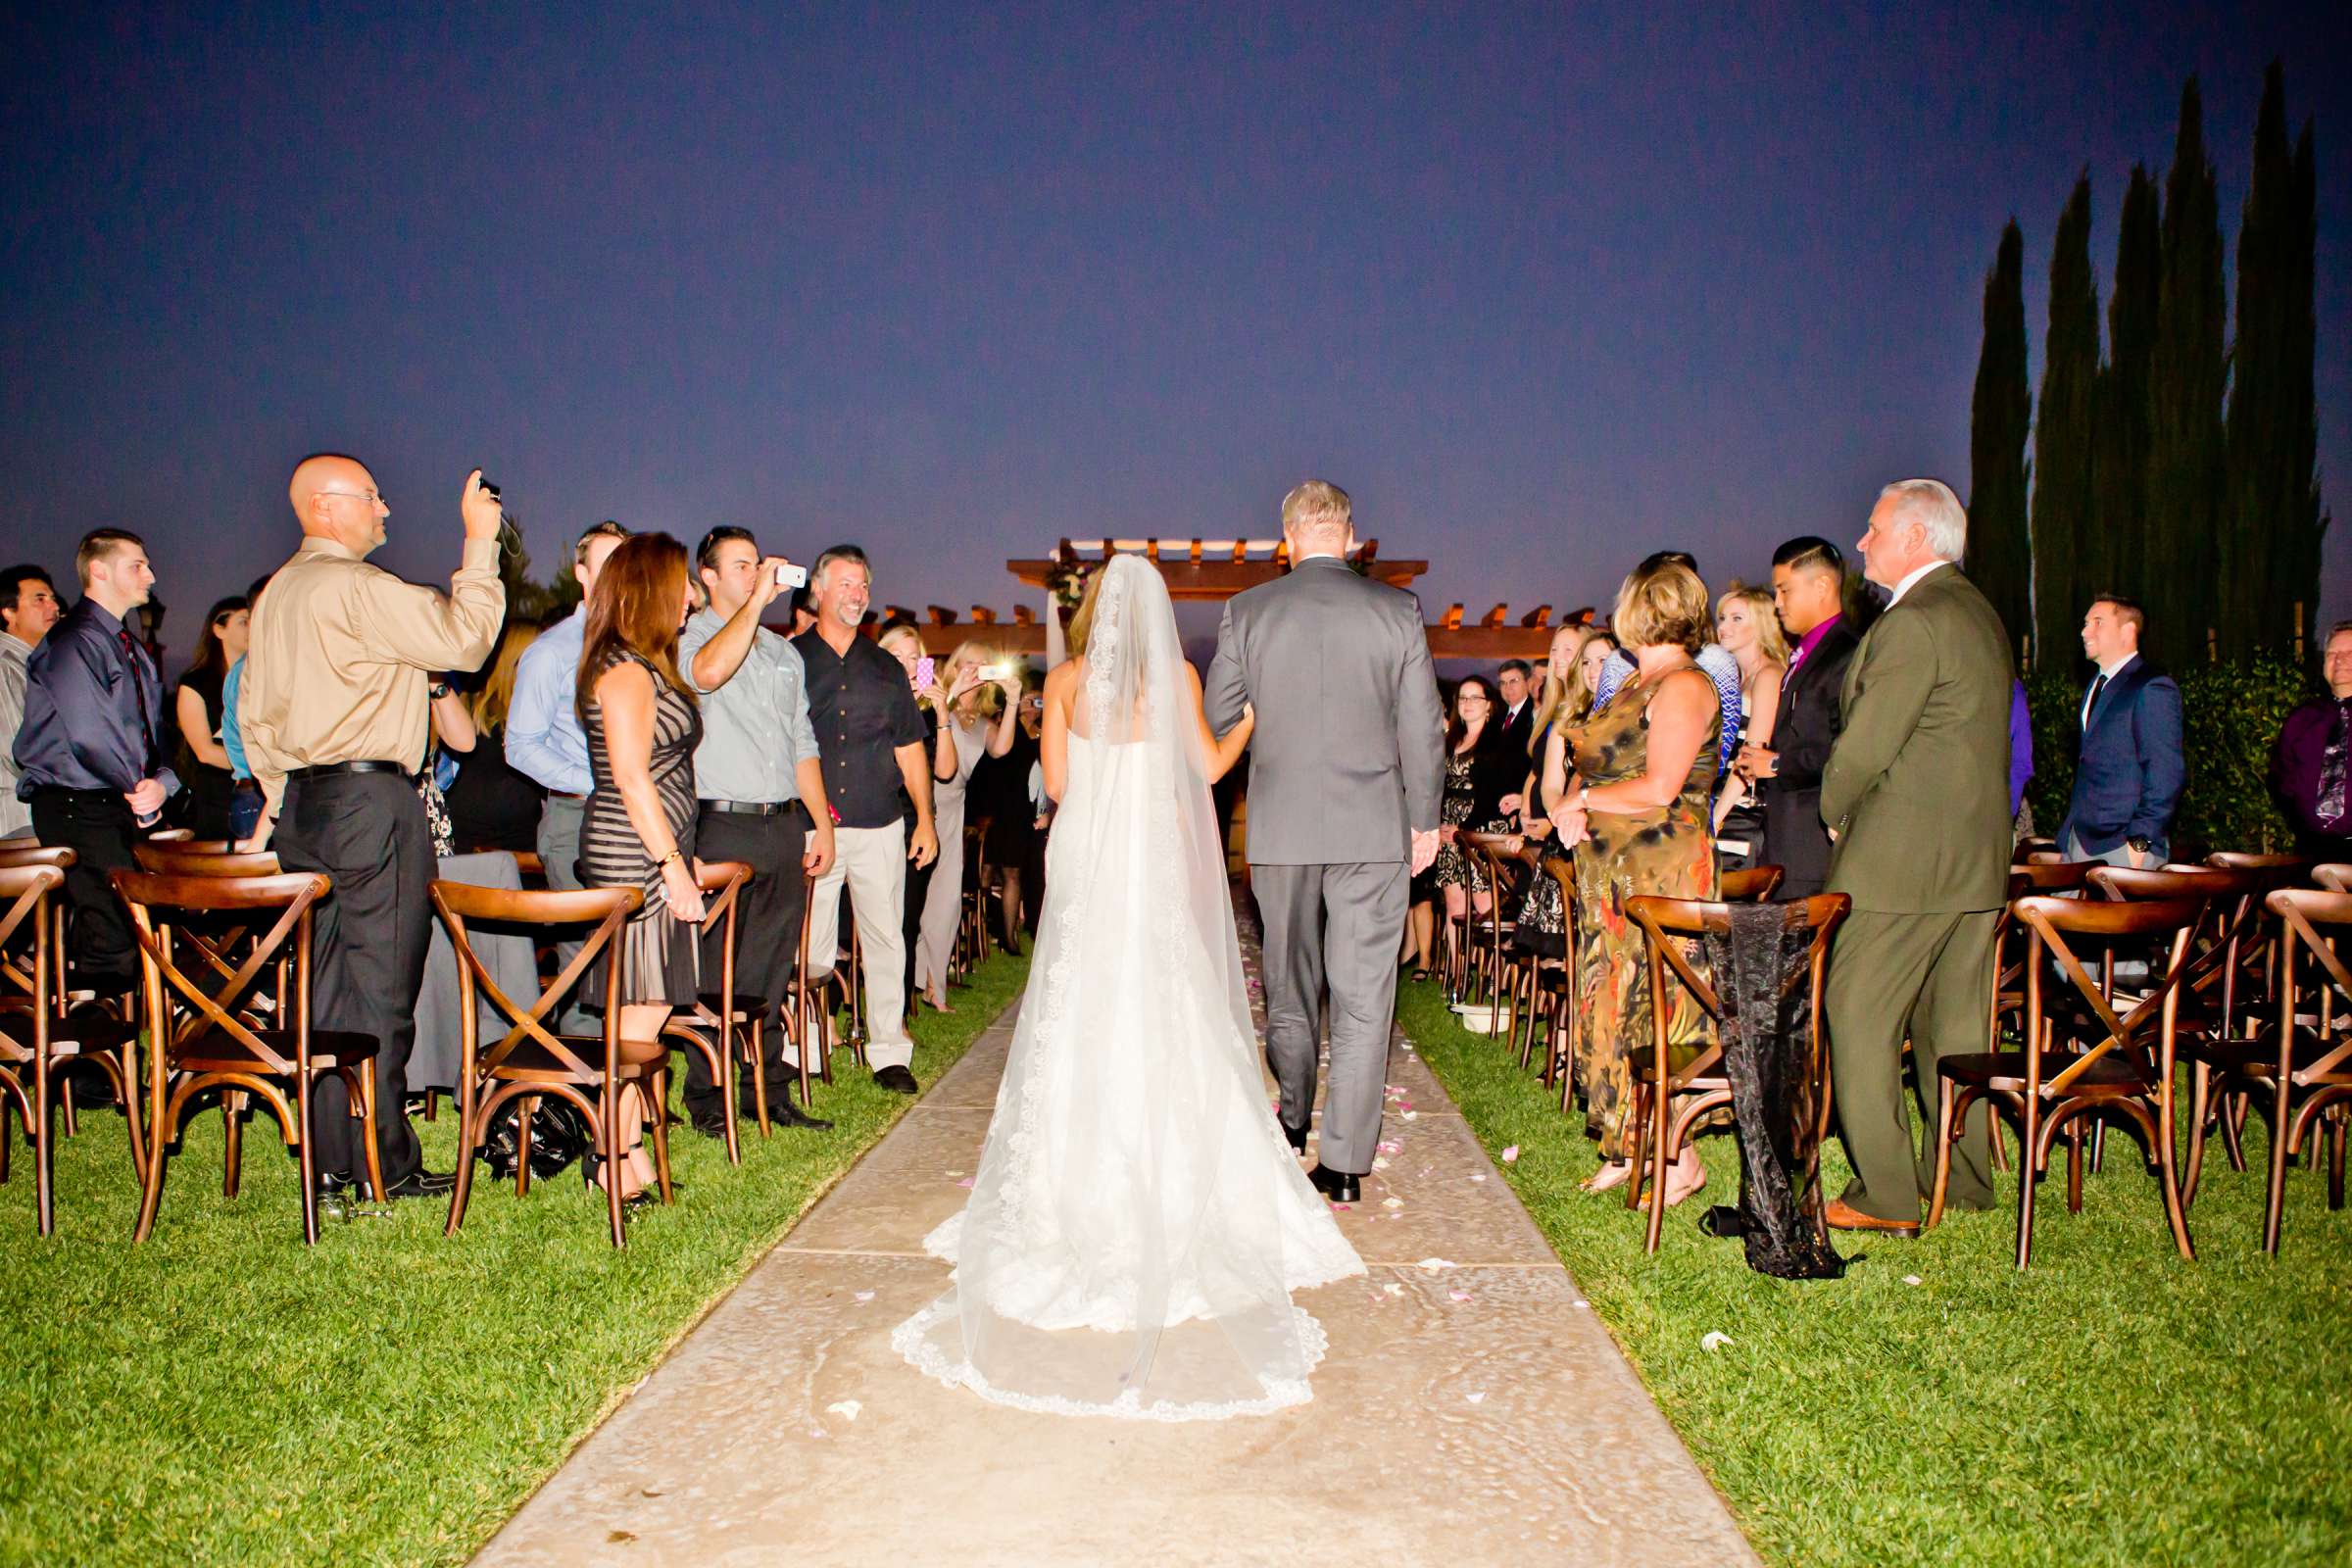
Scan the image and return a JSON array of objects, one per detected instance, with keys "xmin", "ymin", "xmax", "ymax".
[
  {"xmin": 2182, "ymin": 1034, "xmax": 2350, "ymax": 1083},
  {"xmin": 483, "ymin": 1034, "xmax": 668, "ymax": 1077},
  {"xmin": 696, "ymin": 991, "xmax": 770, "ymax": 1021},
  {"xmin": 0, "ymin": 1012, "xmax": 140, "ymax": 1056},
  {"xmin": 175, "ymin": 1027, "xmax": 383, "ymax": 1073},
  {"xmin": 1939, "ymin": 1051, "xmax": 2150, "ymax": 1094}
]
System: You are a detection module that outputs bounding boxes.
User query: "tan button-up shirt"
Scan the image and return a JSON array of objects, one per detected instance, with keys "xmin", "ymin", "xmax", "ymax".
[{"xmin": 241, "ymin": 536, "xmax": 505, "ymax": 817}]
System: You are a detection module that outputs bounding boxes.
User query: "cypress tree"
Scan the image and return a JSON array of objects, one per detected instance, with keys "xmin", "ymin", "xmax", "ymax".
[
  {"xmin": 1969, "ymin": 220, "xmax": 2033, "ymax": 660},
  {"xmin": 2228, "ymin": 63, "xmax": 2324, "ymax": 659},
  {"xmin": 2091, "ymin": 167, "xmax": 2160, "ymax": 625},
  {"xmin": 2151, "ymin": 78, "xmax": 2228, "ymax": 663},
  {"xmin": 2033, "ymin": 174, "xmax": 2100, "ymax": 667}
]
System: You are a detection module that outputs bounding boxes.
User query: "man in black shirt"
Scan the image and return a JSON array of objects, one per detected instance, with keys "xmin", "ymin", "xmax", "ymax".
[
  {"xmin": 793, "ymin": 546, "xmax": 937, "ymax": 1093},
  {"xmin": 15, "ymin": 530, "xmax": 177, "ymax": 992}
]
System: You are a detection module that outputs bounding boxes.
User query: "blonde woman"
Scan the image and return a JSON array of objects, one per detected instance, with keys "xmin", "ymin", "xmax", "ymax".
[
  {"xmin": 914, "ymin": 639, "xmax": 1020, "ymax": 1010},
  {"xmin": 1557, "ymin": 560, "xmax": 1719, "ymax": 1203},
  {"xmin": 1709, "ymin": 582, "xmax": 1787, "ymax": 848}
]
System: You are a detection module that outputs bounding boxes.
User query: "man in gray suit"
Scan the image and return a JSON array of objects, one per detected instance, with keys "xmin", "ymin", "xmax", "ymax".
[{"xmin": 1205, "ymin": 481, "xmax": 1445, "ymax": 1204}]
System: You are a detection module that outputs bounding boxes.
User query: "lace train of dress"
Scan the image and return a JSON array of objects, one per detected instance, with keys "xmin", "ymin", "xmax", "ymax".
[{"xmin": 893, "ymin": 559, "xmax": 1363, "ymax": 1421}]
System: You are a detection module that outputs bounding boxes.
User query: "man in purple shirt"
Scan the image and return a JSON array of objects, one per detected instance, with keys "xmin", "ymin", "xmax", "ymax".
[
  {"xmin": 2272, "ymin": 621, "xmax": 2352, "ymax": 858},
  {"xmin": 1740, "ymin": 536, "xmax": 1861, "ymax": 899}
]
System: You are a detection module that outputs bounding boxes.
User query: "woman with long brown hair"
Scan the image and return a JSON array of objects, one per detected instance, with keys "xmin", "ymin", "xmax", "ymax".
[
  {"xmin": 577, "ymin": 533, "xmax": 706, "ymax": 1203},
  {"xmin": 173, "ymin": 595, "xmax": 249, "ymax": 840}
]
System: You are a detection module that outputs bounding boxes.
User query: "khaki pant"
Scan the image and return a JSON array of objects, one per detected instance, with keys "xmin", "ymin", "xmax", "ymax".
[{"xmin": 796, "ymin": 819, "xmax": 913, "ymax": 1072}]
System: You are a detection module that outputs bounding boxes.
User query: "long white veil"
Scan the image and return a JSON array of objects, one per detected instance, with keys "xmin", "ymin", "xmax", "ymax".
[{"xmin": 894, "ymin": 555, "xmax": 1359, "ymax": 1420}]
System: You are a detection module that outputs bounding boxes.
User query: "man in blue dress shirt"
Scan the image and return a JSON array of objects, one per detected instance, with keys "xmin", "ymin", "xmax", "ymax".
[
  {"xmin": 15, "ymin": 530, "xmax": 177, "ymax": 991},
  {"xmin": 507, "ymin": 520, "xmax": 629, "ymax": 1025}
]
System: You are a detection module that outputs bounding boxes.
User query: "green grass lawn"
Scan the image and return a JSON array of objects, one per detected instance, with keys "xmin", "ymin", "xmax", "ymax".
[
  {"xmin": 0, "ymin": 952, "xmax": 1027, "ymax": 1568},
  {"xmin": 1398, "ymin": 980, "xmax": 2351, "ymax": 1567}
]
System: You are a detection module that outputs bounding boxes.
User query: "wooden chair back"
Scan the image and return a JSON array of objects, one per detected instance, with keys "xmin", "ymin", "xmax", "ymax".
[
  {"xmin": 2013, "ymin": 893, "xmax": 2203, "ymax": 1096},
  {"xmin": 133, "ymin": 844, "xmax": 281, "ymax": 878},
  {"xmin": 109, "ymin": 869, "xmax": 331, "ymax": 1077},
  {"xmin": 2315, "ymin": 863, "xmax": 2352, "ymax": 895},
  {"xmin": 0, "ymin": 864, "xmax": 64, "ymax": 1057},
  {"xmin": 1719, "ymin": 864, "xmax": 1784, "ymax": 903},
  {"xmin": 2207, "ymin": 852, "xmax": 2314, "ymax": 877},
  {"xmin": 428, "ymin": 881, "xmax": 641, "ymax": 1082},
  {"xmin": 1625, "ymin": 892, "xmax": 1852, "ymax": 1089},
  {"xmin": 2263, "ymin": 889, "xmax": 2352, "ymax": 1086}
]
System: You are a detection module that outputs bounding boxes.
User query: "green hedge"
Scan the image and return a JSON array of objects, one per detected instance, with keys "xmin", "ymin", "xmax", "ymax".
[{"xmin": 2022, "ymin": 656, "xmax": 2312, "ymax": 856}]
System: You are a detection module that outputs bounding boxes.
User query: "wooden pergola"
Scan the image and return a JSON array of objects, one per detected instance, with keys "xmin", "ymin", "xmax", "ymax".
[{"xmin": 777, "ymin": 539, "xmax": 1591, "ymax": 660}]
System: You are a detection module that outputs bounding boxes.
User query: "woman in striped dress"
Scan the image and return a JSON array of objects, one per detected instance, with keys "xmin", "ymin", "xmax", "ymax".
[{"xmin": 578, "ymin": 532, "xmax": 706, "ymax": 1203}]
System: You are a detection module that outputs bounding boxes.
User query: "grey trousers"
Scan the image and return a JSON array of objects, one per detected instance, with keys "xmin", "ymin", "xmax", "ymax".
[
  {"xmin": 1251, "ymin": 860, "xmax": 1409, "ymax": 1177},
  {"xmin": 535, "ymin": 795, "xmax": 595, "ymax": 1032}
]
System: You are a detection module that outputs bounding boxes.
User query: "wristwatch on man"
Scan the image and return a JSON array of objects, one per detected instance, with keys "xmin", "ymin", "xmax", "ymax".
[{"xmin": 2126, "ymin": 835, "xmax": 2153, "ymax": 857}]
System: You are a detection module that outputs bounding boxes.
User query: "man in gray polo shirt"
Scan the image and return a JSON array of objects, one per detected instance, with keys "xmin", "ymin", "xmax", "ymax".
[{"xmin": 680, "ymin": 526, "xmax": 839, "ymax": 1134}]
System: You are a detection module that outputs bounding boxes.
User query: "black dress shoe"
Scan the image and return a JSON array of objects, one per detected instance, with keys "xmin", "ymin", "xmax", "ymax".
[
  {"xmin": 1282, "ymin": 1120, "xmax": 1309, "ymax": 1153},
  {"xmin": 689, "ymin": 1110, "xmax": 731, "ymax": 1141},
  {"xmin": 1306, "ymin": 1164, "xmax": 1361, "ymax": 1204},
  {"xmin": 872, "ymin": 1065, "xmax": 919, "ymax": 1095},
  {"xmin": 382, "ymin": 1168, "xmax": 457, "ymax": 1200},
  {"xmin": 756, "ymin": 1098, "xmax": 834, "ymax": 1131}
]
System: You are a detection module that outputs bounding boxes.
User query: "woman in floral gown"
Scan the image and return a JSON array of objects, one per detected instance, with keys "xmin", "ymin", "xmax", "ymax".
[{"xmin": 1556, "ymin": 557, "xmax": 1720, "ymax": 1207}]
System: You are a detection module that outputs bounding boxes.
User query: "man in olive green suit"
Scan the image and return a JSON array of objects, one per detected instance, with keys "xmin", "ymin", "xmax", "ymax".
[{"xmin": 1820, "ymin": 479, "xmax": 2014, "ymax": 1234}]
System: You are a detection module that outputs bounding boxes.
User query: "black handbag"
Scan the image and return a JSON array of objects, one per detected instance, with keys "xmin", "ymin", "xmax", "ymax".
[{"xmin": 480, "ymin": 1095, "xmax": 593, "ymax": 1182}]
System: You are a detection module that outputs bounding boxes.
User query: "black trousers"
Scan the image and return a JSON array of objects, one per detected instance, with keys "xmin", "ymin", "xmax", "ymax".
[
  {"xmin": 272, "ymin": 771, "xmax": 433, "ymax": 1186},
  {"xmin": 29, "ymin": 788, "xmax": 140, "ymax": 989},
  {"xmin": 689, "ymin": 805, "xmax": 808, "ymax": 1115}
]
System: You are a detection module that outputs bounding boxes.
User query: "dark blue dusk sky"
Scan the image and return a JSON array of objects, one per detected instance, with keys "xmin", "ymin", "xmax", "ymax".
[{"xmin": 4, "ymin": 2, "xmax": 2345, "ymax": 653}]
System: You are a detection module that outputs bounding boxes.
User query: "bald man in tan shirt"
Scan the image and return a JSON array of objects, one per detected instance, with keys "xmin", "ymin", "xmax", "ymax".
[{"xmin": 242, "ymin": 456, "xmax": 504, "ymax": 1200}]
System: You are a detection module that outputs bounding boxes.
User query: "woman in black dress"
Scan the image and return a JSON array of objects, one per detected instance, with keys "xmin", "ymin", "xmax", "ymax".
[
  {"xmin": 1430, "ymin": 674, "xmax": 1521, "ymax": 927},
  {"xmin": 440, "ymin": 621, "xmax": 547, "ymax": 854},
  {"xmin": 970, "ymin": 683, "xmax": 1044, "ymax": 954},
  {"xmin": 578, "ymin": 534, "xmax": 706, "ymax": 1202},
  {"xmin": 172, "ymin": 596, "xmax": 249, "ymax": 841}
]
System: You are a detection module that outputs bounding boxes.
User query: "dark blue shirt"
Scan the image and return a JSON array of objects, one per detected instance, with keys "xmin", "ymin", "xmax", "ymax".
[
  {"xmin": 13, "ymin": 599, "xmax": 179, "ymax": 800},
  {"xmin": 793, "ymin": 628, "xmax": 928, "ymax": 829}
]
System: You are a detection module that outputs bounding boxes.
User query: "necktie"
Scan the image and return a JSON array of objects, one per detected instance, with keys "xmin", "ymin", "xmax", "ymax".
[
  {"xmin": 2318, "ymin": 700, "xmax": 2352, "ymax": 828},
  {"xmin": 2082, "ymin": 671, "xmax": 2109, "ymax": 730},
  {"xmin": 117, "ymin": 627, "xmax": 156, "ymax": 772}
]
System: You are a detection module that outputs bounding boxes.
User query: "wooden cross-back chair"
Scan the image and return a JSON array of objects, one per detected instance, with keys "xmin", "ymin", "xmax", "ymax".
[
  {"xmin": 1503, "ymin": 843, "xmax": 1573, "ymax": 1080},
  {"xmin": 0, "ymin": 861, "xmax": 144, "ymax": 1235},
  {"xmin": 2193, "ymin": 889, "xmax": 2352, "ymax": 1252},
  {"xmin": 429, "ymin": 880, "xmax": 674, "ymax": 1249},
  {"xmin": 662, "ymin": 859, "xmax": 762, "ymax": 1163},
  {"xmin": 781, "ymin": 869, "xmax": 832, "ymax": 1096},
  {"xmin": 112, "ymin": 867, "xmax": 384, "ymax": 1246},
  {"xmin": 956, "ymin": 819, "xmax": 992, "ymax": 979},
  {"xmin": 1457, "ymin": 831, "xmax": 1523, "ymax": 1015},
  {"xmin": 1928, "ymin": 892, "xmax": 2203, "ymax": 1267},
  {"xmin": 2090, "ymin": 862, "xmax": 2287, "ymax": 1200},
  {"xmin": 1985, "ymin": 860, "xmax": 2105, "ymax": 1160},
  {"xmin": 1622, "ymin": 888, "xmax": 1848, "ymax": 1254}
]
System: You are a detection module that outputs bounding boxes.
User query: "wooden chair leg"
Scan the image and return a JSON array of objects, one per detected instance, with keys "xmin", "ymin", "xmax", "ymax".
[
  {"xmin": 1925, "ymin": 1076, "xmax": 1956, "ymax": 1230},
  {"xmin": 716, "ymin": 1038, "xmax": 741, "ymax": 1167},
  {"xmin": 649, "ymin": 1069, "xmax": 675, "ymax": 1205},
  {"xmin": 2155, "ymin": 1076, "xmax": 2194, "ymax": 1260},
  {"xmin": 602, "ymin": 1088, "xmax": 626, "ymax": 1250},
  {"xmin": 2014, "ymin": 1100, "xmax": 2042, "ymax": 1270},
  {"xmin": 516, "ymin": 1096, "xmax": 535, "ymax": 1197},
  {"xmin": 2263, "ymin": 1077, "xmax": 2293, "ymax": 1254},
  {"xmin": 2328, "ymin": 1109, "xmax": 2345, "ymax": 1211},
  {"xmin": 746, "ymin": 1015, "xmax": 771, "ymax": 1140},
  {"xmin": 445, "ymin": 1096, "xmax": 479, "ymax": 1237},
  {"xmin": 2182, "ymin": 1064, "xmax": 2212, "ymax": 1207},
  {"xmin": 32, "ymin": 1060, "xmax": 54, "ymax": 1239},
  {"xmin": 1643, "ymin": 1090, "xmax": 1673, "ymax": 1255},
  {"xmin": 296, "ymin": 1079, "xmax": 318, "ymax": 1248},
  {"xmin": 2219, "ymin": 1089, "xmax": 2250, "ymax": 1172},
  {"xmin": 356, "ymin": 1065, "xmax": 387, "ymax": 1206},
  {"xmin": 222, "ymin": 1089, "xmax": 244, "ymax": 1199}
]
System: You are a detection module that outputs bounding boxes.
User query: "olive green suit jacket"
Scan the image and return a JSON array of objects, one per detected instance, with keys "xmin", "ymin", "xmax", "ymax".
[{"xmin": 1821, "ymin": 564, "xmax": 2014, "ymax": 914}]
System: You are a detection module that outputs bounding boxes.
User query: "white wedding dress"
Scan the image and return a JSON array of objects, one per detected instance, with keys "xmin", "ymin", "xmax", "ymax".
[{"xmin": 893, "ymin": 557, "xmax": 1363, "ymax": 1421}]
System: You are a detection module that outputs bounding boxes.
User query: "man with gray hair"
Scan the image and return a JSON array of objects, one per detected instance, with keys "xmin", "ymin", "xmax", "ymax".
[
  {"xmin": 1206, "ymin": 480, "xmax": 1445, "ymax": 1204},
  {"xmin": 1816, "ymin": 478, "xmax": 2014, "ymax": 1236}
]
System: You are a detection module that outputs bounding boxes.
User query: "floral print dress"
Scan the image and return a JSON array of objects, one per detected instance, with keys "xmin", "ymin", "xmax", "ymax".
[{"xmin": 1565, "ymin": 669, "xmax": 1719, "ymax": 1159}]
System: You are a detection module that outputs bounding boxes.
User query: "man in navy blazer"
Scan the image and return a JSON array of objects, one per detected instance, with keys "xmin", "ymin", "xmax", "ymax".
[{"xmin": 2057, "ymin": 595, "xmax": 2184, "ymax": 866}]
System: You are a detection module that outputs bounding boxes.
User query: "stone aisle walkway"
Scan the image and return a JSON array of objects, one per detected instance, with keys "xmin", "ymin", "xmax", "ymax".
[{"xmin": 476, "ymin": 896, "xmax": 1756, "ymax": 1567}]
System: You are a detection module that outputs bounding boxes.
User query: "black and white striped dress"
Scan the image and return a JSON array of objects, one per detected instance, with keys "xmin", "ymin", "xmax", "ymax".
[{"xmin": 580, "ymin": 648, "xmax": 702, "ymax": 1007}]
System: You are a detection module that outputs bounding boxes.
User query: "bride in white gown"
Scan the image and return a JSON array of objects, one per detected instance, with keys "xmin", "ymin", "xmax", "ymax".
[{"xmin": 893, "ymin": 555, "xmax": 1364, "ymax": 1421}]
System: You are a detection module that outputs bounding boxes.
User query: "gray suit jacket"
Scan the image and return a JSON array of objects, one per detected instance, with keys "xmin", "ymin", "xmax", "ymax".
[{"xmin": 1204, "ymin": 557, "xmax": 1445, "ymax": 865}]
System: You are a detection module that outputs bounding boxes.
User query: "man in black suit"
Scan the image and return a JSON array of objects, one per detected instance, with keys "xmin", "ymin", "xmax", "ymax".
[
  {"xmin": 1738, "ymin": 536, "xmax": 1861, "ymax": 899},
  {"xmin": 1494, "ymin": 659, "xmax": 1535, "ymax": 760}
]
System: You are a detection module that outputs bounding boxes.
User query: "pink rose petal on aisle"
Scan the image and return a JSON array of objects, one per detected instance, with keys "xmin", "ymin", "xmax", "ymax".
[
  {"xmin": 956, "ymin": 1178, "xmax": 975, "ymax": 1189},
  {"xmin": 854, "ymin": 1291, "xmax": 875, "ymax": 1302},
  {"xmin": 1500, "ymin": 1145, "xmax": 1520, "ymax": 1162},
  {"xmin": 1448, "ymin": 1290, "xmax": 1473, "ymax": 1302},
  {"xmin": 1379, "ymin": 1141, "xmax": 1401, "ymax": 1153},
  {"xmin": 1470, "ymin": 1173, "xmax": 1488, "ymax": 1183}
]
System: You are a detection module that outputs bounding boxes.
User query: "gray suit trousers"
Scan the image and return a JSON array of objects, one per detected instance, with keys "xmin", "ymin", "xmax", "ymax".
[
  {"xmin": 536, "ymin": 795, "xmax": 596, "ymax": 1033},
  {"xmin": 1252, "ymin": 861, "xmax": 1408, "ymax": 1177}
]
